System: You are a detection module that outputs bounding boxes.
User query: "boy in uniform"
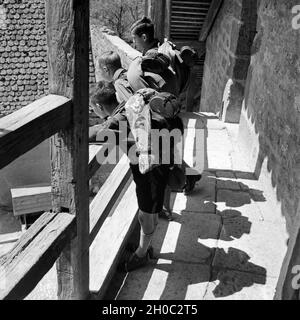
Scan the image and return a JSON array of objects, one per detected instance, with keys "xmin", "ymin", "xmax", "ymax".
[{"xmin": 89, "ymin": 81, "xmax": 173, "ymax": 271}]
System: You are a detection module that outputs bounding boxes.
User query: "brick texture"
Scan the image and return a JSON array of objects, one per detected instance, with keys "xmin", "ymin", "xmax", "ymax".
[
  {"xmin": 0, "ymin": 0, "xmax": 96, "ymax": 118},
  {"xmin": 0, "ymin": 0, "xmax": 48, "ymax": 116}
]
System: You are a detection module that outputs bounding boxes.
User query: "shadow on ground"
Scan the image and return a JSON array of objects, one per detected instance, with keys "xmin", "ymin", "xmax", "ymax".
[{"xmin": 104, "ymin": 171, "xmax": 268, "ymax": 300}]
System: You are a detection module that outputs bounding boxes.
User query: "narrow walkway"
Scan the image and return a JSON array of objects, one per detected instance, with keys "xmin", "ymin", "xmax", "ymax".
[{"xmin": 115, "ymin": 113, "xmax": 288, "ymax": 300}]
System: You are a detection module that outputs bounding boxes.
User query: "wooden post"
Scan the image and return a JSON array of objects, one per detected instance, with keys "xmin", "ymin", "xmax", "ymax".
[
  {"xmin": 164, "ymin": 0, "xmax": 171, "ymax": 40},
  {"xmin": 148, "ymin": 0, "xmax": 167, "ymax": 43},
  {"xmin": 45, "ymin": 0, "xmax": 90, "ymax": 300}
]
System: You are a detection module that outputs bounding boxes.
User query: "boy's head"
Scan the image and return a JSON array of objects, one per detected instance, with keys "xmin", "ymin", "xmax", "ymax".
[
  {"xmin": 98, "ymin": 51, "xmax": 122, "ymax": 81},
  {"xmin": 130, "ymin": 17, "xmax": 155, "ymax": 51},
  {"xmin": 90, "ymin": 81, "xmax": 119, "ymax": 119}
]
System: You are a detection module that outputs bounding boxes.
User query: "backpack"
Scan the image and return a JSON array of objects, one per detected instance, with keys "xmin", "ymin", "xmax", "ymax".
[
  {"xmin": 129, "ymin": 40, "xmax": 197, "ymax": 96},
  {"xmin": 158, "ymin": 40, "xmax": 198, "ymax": 94},
  {"xmin": 125, "ymin": 88, "xmax": 182, "ymax": 173}
]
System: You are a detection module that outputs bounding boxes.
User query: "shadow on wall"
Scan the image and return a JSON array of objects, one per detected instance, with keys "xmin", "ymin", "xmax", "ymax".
[
  {"xmin": 237, "ymin": 0, "xmax": 300, "ymax": 299},
  {"xmin": 220, "ymin": 0, "xmax": 259, "ymax": 123}
]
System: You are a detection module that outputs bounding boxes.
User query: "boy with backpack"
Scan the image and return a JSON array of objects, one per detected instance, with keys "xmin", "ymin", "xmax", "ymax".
[
  {"xmin": 128, "ymin": 16, "xmax": 202, "ymax": 195},
  {"xmin": 89, "ymin": 81, "xmax": 184, "ymax": 272}
]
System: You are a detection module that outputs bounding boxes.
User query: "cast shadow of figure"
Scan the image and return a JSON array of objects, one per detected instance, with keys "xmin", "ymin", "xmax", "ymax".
[{"xmin": 115, "ymin": 174, "xmax": 267, "ymax": 300}]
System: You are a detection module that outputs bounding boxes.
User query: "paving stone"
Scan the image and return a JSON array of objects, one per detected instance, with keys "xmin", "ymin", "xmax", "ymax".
[
  {"xmin": 116, "ymin": 260, "xmax": 211, "ymax": 300},
  {"xmin": 218, "ymin": 210, "xmax": 252, "ymax": 241},
  {"xmin": 153, "ymin": 212, "xmax": 222, "ymax": 264},
  {"xmin": 216, "ymin": 202, "xmax": 264, "ymax": 223},
  {"xmin": 216, "ymin": 171, "xmax": 236, "ymax": 179},
  {"xmin": 217, "ymin": 189, "xmax": 251, "ymax": 208},
  {"xmin": 212, "ymin": 220, "xmax": 288, "ymax": 277},
  {"xmin": 206, "ymin": 129, "xmax": 233, "ymax": 170},
  {"xmin": 170, "ymin": 174, "xmax": 216, "ymax": 214},
  {"xmin": 203, "ymin": 269, "xmax": 278, "ymax": 300},
  {"xmin": 217, "ymin": 178, "xmax": 241, "ymax": 190},
  {"xmin": 235, "ymin": 178, "xmax": 284, "ymax": 224}
]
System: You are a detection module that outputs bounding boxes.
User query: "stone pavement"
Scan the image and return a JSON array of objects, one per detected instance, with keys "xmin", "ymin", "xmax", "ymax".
[{"xmin": 115, "ymin": 114, "xmax": 289, "ymax": 300}]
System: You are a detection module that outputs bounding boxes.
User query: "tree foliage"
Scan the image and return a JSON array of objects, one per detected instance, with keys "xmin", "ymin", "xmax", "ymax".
[{"xmin": 91, "ymin": 0, "xmax": 145, "ymax": 42}]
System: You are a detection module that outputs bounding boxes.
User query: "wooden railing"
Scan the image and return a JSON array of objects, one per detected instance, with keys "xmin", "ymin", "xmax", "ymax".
[{"xmin": 0, "ymin": 0, "xmax": 132, "ymax": 300}]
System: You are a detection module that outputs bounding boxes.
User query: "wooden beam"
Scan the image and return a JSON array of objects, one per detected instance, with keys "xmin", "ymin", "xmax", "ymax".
[
  {"xmin": 89, "ymin": 155, "xmax": 131, "ymax": 244},
  {"xmin": 9, "ymin": 145, "xmax": 103, "ymax": 218},
  {"xmin": 11, "ymin": 185, "xmax": 52, "ymax": 216},
  {"xmin": 0, "ymin": 212, "xmax": 75, "ymax": 300},
  {"xmin": 150, "ymin": 0, "xmax": 167, "ymax": 43},
  {"xmin": 46, "ymin": 0, "xmax": 90, "ymax": 300},
  {"xmin": 88, "ymin": 144, "xmax": 103, "ymax": 180},
  {"xmin": 0, "ymin": 95, "xmax": 72, "ymax": 170},
  {"xmin": 89, "ymin": 181, "xmax": 139, "ymax": 298},
  {"xmin": 164, "ymin": 0, "xmax": 171, "ymax": 40},
  {"xmin": 199, "ymin": 0, "xmax": 224, "ymax": 42}
]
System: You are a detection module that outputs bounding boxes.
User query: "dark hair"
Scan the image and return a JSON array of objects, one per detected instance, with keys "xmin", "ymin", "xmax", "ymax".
[
  {"xmin": 98, "ymin": 51, "xmax": 122, "ymax": 72},
  {"xmin": 130, "ymin": 16, "xmax": 154, "ymax": 41},
  {"xmin": 90, "ymin": 81, "xmax": 118, "ymax": 107}
]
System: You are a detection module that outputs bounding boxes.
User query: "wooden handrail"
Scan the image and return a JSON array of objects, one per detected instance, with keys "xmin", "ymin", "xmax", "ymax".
[
  {"xmin": 88, "ymin": 144, "xmax": 104, "ymax": 180},
  {"xmin": 89, "ymin": 154, "xmax": 131, "ymax": 244},
  {"xmin": 0, "ymin": 95, "xmax": 72, "ymax": 170},
  {"xmin": 0, "ymin": 211, "xmax": 75, "ymax": 300},
  {"xmin": 90, "ymin": 180, "xmax": 139, "ymax": 298},
  {"xmin": 0, "ymin": 147, "xmax": 129, "ymax": 300},
  {"xmin": 199, "ymin": 0, "xmax": 224, "ymax": 42}
]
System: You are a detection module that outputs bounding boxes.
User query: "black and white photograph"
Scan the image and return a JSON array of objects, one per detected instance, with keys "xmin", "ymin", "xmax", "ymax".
[{"xmin": 0, "ymin": 0, "xmax": 299, "ymax": 307}]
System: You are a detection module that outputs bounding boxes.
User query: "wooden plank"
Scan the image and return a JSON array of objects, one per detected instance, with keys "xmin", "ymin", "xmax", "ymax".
[
  {"xmin": 89, "ymin": 181, "xmax": 139, "ymax": 297},
  {"xmin": 88, "ymin": 144, "xmax": 103, "ymax": 179},
  {"xmin": 0, "ymin": 95, "xmax": 72, "ymax": 170},
  {"xmin": 151, "ymin": 0, "xmax": 167, "ymax": 43},
  {"xmin": 9, "ymin": 145, "xmax": 103, "ymax": 217},
  {"xmin": 199, "ymin": 0, "xmax": 224, "ymax": 41},
  {"xmin": 0, "ymin": 212, "xmax": 75, "ymax": 300},
  {"xmin": 89, "ymin": 155, "xmax": 131, "ymax": 244},
  {"xmin": 275, "ymin": 203, "xmax": 300, "ymax": 300},
  {"xmin": 165, "ymin": 0, "xmax": 171, "ymax": 39},
  {"xmin": 46, "ymin": 0, "xmax": 90, "ymax": 300},
  {"xmin": 11, "ymin": 185, "xmax": 52, "ymax": 216}
]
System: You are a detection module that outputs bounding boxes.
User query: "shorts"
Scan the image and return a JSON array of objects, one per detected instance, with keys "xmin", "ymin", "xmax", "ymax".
[{"xmin": 130, "ymin": 163, "xmax": 169, "ymax": 214}]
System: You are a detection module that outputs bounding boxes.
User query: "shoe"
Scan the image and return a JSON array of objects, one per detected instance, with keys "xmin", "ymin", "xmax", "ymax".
[
  {"xmin": 158, "ymin": 209, "xmax": 173, "ymax": 221},
  {"xmin": 125, "ymin": 252, "xmax": 150, "ymax": 272},
  {"xmin": 184, "ymin": 174, "xmax": 202, "ymax": 195},
  {"xmin": 127, "ymin": 244, "xmax": 155, "ymax": 259}
]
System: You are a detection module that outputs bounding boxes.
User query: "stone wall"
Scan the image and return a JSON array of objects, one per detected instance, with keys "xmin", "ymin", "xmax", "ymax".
[
  {"xmin": 200, "ymin": 0, "xmax": 257, "ymax": 123},
  {"xmin": 238, "ymin": 0, "xmax": 300, "ymax": 234}
]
